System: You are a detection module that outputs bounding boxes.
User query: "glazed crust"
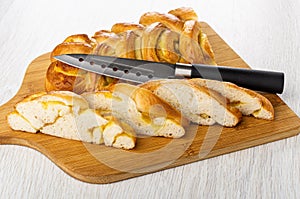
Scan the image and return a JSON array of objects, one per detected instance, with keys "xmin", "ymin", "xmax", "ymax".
[
  {"xmin": 111, "ymin": 23, "xmax": 144, "ymax": 34},
  {"xmin": 46, "ymin": 7, "xmax": 216, "ymax": 93},
  {"xmin": 113, "ymin": 83, "xmax": 189, "ymax": 127},
  {"xmin": 168, "ymin": 7, "xmax": 199, "ymax": 21},
  {"xmin": 50, "ymin": 42, "xmax": 93, "ymax": 63},
  {"xmin": 45, "ymin": 61, "xmax": 118, "ymax": 94},
  {"xmin": 139, "ymin": 12, "xmax": 184, "ymax": 32}
]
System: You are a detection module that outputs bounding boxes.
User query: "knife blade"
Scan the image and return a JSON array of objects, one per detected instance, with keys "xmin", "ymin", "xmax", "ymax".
[{"xmin": 54, "ymin": 54, "xmax": 284, "ymax": 93}]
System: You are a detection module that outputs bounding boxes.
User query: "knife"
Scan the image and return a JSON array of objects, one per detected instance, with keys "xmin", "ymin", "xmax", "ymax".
[{"xmin": 54, "ymin": 54, "xmax": 284, "ymax": 93}]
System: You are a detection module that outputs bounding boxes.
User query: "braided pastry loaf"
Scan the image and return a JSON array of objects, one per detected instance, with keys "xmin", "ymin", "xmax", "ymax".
[{"xmin": 46, "ymin": 7, "xmax": 216, "ymax": 94}]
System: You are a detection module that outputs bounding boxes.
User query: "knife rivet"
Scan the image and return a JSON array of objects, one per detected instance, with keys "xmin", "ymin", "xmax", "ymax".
[
  {"xmin": 113, "ymin": 67, "xmax": 118, "ymax": 71},
  {"xmin": 148, "ymin": 74, "xmax": 153, "ymax": 79},
  {"xmin": 90, "ymin": 61, "xmax": 94, "ymax": 65},
  {"xmin": 101, "ymin": 64, "xmax": 106, "ymax": 68},
  {"xmin": 136, "ymin": 72, "xmax": 141, "ymax": 76},
  {"xmin": 124, "ymin": 69, "xmax": 129, "ymax": 74},
  {"xmin": 79, "ymin": 58, "xmax": 84, "ymax": 62}
]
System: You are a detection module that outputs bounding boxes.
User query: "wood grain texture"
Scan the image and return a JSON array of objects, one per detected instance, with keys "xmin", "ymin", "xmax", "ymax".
[
  {"xmin": 1, "ymin": 22, "xmax": 299, "ymax": 184},
  {"xmin": 1, "ymin": 1, "xmax": 300, "ymax": 198}
]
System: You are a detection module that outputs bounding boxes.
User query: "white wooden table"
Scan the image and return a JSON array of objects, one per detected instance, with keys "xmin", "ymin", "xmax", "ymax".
[{"xmin": 1, "ymin": 0, "xmax": 299, "ymax": 198}]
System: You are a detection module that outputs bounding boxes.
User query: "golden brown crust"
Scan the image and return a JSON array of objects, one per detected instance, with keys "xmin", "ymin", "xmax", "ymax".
[
  {"xmin": 235, "ymin": 86, "xmax": 274, "ymax": 120},
  {"xmin": 93, "ymin": 31, "xmax": 120, "ymax": 56},
  {"xmin": 156, "ymin": 29, "xmax": 180, "ymax": 63},
  {"xmin": 111, "ymin": 23, "xmax": 144, "ymax": 34},
  {"xmin": 139, "ymin": 11, "xmax": 184, "ymax": 32},
  {"xmin": 45, "ymin": 61, "xmax": 78, "ymax": 92},
  {"xmin": 113, "ymin": 83, "xmax": 189, "ymax": 126},
  {"xmin": 92, "ymin": 30, "xmax": 119, "ymax": 44},
  {"xmin": 199, "ymin": 33, "xmax": 216, "ymax": 62},
  {"xmin": 225, "ymin": 83, "xmax": 274, "ymax": 119},
  {"xmin": 46, "ymin": 61, "xmax": 92, "ymax": 93},
  {"xmin": 134, "ymin": 35, "xmax": 143, "ymax": 60},
  {"xmin": 179, "ymin": 20, "xmax": 215, "ymax": 64},
  {"xmin": 141, "ymin": 23, "xmax": 166, "ymax": 62},
  {"xmin": 260, "ymin": 96, "xmax": 275, "ymax": 120},
  {"xmin": 179, "ymin": 20, "xmax": 203, "ymax": 63},
  {"xmin": 46, "ymin": 7, "xmax": 216, "ymax": 94},
  {"xmin": 63, "ymin": 34, "xmax": 93, "ymax": 44},
  {"xmin": 168, "ymin": 7, "xmax": 198, "ymax": 21},
  {"xmin": 46, "ymin": 61, "xmax": 121, "ymax": 94},
  {"xmin": 50, "ymin": 42, "xmax": 93, "ymax": 63},
  {"xmin": 114, "ymin": 31, "xmax": 138, "ymax": 59},
  {"xmin": 139, "ymin": 79, "xmax": 161, "ymax": 92},
  {"xmin": 21, "ymin": 92, "xmax": 47, "ymax": 103}
]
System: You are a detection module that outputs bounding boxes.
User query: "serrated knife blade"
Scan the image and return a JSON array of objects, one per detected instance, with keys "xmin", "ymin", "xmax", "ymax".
[
  {"xmin": 54, "ymin": 54, "xmax": 284, "ymax": 93},
  {"xmin": 55, "ymin": 54, "xmax": 177, "ymax": 84}
]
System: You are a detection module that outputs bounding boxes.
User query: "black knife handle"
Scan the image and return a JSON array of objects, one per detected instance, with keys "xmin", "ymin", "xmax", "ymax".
[{"xmin": 190, "ymin": 64, "xmax": 284, "ymax": 93}]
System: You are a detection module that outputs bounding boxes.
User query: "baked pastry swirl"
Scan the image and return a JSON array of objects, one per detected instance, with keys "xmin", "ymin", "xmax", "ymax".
[{"xmin": 45, "ymin": 7, "xmax": 216, "ymax": 94}]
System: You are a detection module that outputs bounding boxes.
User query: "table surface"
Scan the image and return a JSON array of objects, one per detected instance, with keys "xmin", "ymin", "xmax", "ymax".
[{"xmin": 1, "ymin": 0, "xmax": 299, "ymax": 198}]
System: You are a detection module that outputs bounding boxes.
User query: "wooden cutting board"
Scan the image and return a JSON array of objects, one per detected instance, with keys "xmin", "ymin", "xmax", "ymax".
[{"xmin": 1, "ymin": 22, "xmax": 300, "ymax": 184}]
